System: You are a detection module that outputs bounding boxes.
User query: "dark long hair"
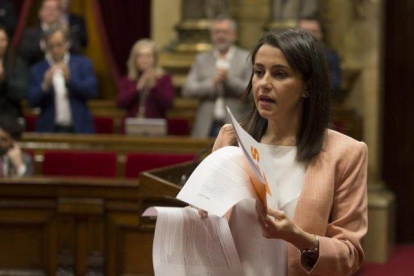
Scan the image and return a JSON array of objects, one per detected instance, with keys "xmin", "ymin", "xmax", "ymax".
[{"xmin": 239, "ymin": 29, "xmax": 331, "ymax": 163}]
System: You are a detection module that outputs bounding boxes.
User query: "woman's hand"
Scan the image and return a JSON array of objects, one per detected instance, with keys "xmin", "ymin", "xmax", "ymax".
[
  {"xmin": 137, "ymin": 68, "xmax": 156, "ymax": 91},
  {"xmin": 255, "ymin": 200, "xmax": 317, "ymax": 251},
  {"xmin": 197, "ymin": 208, "xmax": 208, "ymax": 219},
  {"xmin": 7, "ymin": 144, "xmax": 24, "ymax": 171}
]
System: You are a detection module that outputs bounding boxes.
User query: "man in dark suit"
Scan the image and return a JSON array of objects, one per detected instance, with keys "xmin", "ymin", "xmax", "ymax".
[
  {"xmin": 18, "ymin": 0, "xmax": 83, "ymax": 66},
  {"xmin": 27, "ymin": 26, "xmax": 97, "ymax": 133},
  {"xmin": 0, "ymin": 25, "xmax": 28, "ymax": 118},
  {"xmin": 298, "ymin": 17, "xmax": 342, "ymax": 99},
  {"xmin": 59, "ymin": 0, "xmax": 87, "ymax": 48},
  {"xmin": 0, "ymin": 114, "xmax": 33, "ymax": 177},
  {"xmin": 0, "ymin": 0, "xmax": 17, "ymax": 37}
]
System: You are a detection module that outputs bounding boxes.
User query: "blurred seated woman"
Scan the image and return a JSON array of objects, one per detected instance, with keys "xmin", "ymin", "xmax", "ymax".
[{"xmin": 117, "ymin": 39, "xmax": 174, "ymax": 118}]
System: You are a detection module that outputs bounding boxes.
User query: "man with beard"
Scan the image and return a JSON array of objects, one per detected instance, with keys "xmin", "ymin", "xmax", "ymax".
[
  {"xmin": 182, "ymin": 15, "xmax": 251, "ymax": 138},
  {"xmin": 0, "ymin": 115, "xmax": 33, "ymax": 177}
]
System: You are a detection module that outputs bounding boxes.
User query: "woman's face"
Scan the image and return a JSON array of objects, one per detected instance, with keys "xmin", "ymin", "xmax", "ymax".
[
  {"xmin": 135, "ymin": 46, "xmax": 155, "ymax": 72},
  {"xmin": 252, "ymin": 44, "xmax": 306, "ymax": 121}
]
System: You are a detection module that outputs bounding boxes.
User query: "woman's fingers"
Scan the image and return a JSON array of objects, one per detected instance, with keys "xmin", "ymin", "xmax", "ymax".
[
  {"xmin": 197, "ymin": 208, "xmax": 208, "ymax": 219},
  {"xmin": 255, "ymin": 200, "xmax": 273, "ymax": 237},
  {"xmin": 267, "ymin": 207, "xmax": 286, "ymax": 219}
]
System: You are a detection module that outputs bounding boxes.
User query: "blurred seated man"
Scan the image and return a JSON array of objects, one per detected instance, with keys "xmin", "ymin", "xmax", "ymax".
[
  {"xmin": 27, "ymin": 26, "xmax": 97, "ymax": 133},
  {"xmin": 59, "ymin": 0, "xmax": 87, "ymax": 49},
  {"xmin": 18, "ymin": 0, "xmax": 83, "ymax": 66},
  {"xmin": 298, "ymin": 17, "xmax": 342, "ymax": 99},
  {"xmin": 0, "ymin": 25, "xmax": 29, "ymax": 118},
  {"xmin": 117, "ymin": 39, "xmax": 174, "ymax": 118},
  {"xmin": 0, "ymin": 114, "xmax": 33, "ymax": 177},
  {"xmin": 182, "ymin": 15, "xmax": 251, "ymax": 138}
]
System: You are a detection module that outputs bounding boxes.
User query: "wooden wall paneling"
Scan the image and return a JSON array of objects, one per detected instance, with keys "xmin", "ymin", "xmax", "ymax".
[{"xmin": 0, "ymin": 202, "xmax": 55, "ymax": 275}]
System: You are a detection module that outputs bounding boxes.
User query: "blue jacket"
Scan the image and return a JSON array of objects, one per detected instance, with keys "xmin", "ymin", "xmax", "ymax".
[{"xmin": 28, "ymin": 55, "xmax": 97, "ymax": 133}]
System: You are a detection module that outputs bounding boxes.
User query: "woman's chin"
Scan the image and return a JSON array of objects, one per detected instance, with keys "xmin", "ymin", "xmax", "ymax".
[{"xmin": 257, "ymin": 109, "xmax": 274, "ymax": 120}]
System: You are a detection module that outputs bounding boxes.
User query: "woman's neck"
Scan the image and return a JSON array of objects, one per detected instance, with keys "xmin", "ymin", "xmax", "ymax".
[{"xmin": 261, "ymin": 113, "xmax": 301, "ymax": 146}]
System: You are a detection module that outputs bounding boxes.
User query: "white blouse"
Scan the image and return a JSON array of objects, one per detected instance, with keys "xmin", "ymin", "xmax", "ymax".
[{"xmin": 229, "ymin": 144, "xmax": 306, "ymax": 276}]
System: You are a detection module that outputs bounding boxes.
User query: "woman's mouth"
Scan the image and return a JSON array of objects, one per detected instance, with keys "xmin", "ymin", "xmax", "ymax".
[{"xmin": 258, "ymin": 95, "xmax": 276, "ymax": 103}]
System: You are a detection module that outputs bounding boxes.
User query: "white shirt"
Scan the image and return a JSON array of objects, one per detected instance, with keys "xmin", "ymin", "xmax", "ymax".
[
  {"xmin": 46, "ymin": 53, "xmax": 73, "ymax": 126},
  {"xmin": 230, "ymin": 145, "xmax": 306, "ymax": 276},
  {"xmin": 213, "ymin": 46, "xmax": 235, "ymax": 121}
]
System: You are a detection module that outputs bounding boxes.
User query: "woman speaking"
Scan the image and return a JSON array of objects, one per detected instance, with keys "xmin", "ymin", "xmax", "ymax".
[{"xmin": 200, "ymin": 29, "xmax": 368, "ymax": 276}]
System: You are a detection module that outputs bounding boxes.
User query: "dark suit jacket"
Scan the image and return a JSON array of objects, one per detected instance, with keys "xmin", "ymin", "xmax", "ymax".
[
  {"xmin": 27, "ymin": 54, "xmax": 97, "ymax": 133},
  {"xmin": 69, "ymin": 13, "xmax": 87, "ymax": 48},
  {"xmin": 0, "ymin": 55, "xmax": 29, "ymax": 117},
  {"xmin": 19, "ymin": 25, "xmax": 84, "ymax": 66},
  {"xmin": 325, "ymin": 48, "xmax": 342, "ymax": 98},
  {"xmin": 0, "ymin": 0, "xmax": 17, "ymax": 36}
]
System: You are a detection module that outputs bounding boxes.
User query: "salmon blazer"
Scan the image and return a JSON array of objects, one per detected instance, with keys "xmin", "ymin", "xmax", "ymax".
[{"xmin": 213, "ymin": 125, "xmax": 368, "ymax": 276}]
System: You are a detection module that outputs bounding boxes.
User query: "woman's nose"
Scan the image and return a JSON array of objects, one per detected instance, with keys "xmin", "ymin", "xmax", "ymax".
[{"xmin": 259, "ymin": 75, "xmax": 272, "ymax": 90}]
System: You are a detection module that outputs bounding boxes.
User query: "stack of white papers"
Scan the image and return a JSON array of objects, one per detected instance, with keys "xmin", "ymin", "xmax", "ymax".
[
  {"xmin": 143, "ymin": 207, "xmax": 244, "ymax": 276},
  {"xmin": 142, "ymin": 107, "xmax": 279, "ymax": 275}
]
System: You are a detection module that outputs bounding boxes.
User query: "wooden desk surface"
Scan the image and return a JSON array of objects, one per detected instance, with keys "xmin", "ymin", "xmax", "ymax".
[{"xmin": 20, "ymin": 133, "xmax": 213, "ymax": 154}]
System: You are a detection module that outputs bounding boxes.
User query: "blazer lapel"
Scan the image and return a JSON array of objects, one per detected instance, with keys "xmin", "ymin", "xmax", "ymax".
[{"xmin": 287, "ymin": 148, "xmax": 334, "ymax": 274}]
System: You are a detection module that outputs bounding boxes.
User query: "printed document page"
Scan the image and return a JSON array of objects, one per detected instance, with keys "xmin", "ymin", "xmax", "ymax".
[
  {"xmin": 142, "ymin": 207, "xmax": 244, "ymax": 276},
  {"xmin": 177, "ymin": 146, "xmax": 258, "ymax": 217},
  {"xmin": 226, "ymin": 107, "xmax": 279, "ymax": 210}
]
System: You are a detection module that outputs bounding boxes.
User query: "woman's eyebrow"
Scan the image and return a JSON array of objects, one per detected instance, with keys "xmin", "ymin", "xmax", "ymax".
[{"xmin": 254, "ymin": 63, "xmax": 291, "ymax": 70}]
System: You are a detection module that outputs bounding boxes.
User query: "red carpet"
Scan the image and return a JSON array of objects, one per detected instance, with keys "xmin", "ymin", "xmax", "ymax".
[{"xmin": 362, "ymin": 245, "xmax": 414, "ymax": 276}]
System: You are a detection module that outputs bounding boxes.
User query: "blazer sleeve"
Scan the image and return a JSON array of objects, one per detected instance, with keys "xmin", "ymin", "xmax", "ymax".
[
  {"xmin": 182, "ymin": 55, "xmax": 215, "ymax": 99},
  {"xmin": 66, "ymin": 58, "xmax": 97, "ymax": 100},
  {"xmin": 308, "ymin": 142, "xmax": 368, "ymax": 275},
  {"xmin": 22, "ymin": 152, "xmax": 34, "ymax": 177},
  {"xmin": 117, "ymin": 77, "xmax": 139, "ymax": 109},
  {"xmin": 27, "ymin": 65, "xmax": 52, "ymax": 109},
  {"xmin": 150, "ymin": 74, "xmax": 174, "ymax": 112},
  {"xmin": 6, "ymin": 56, "xmax": 29, "ymax": 101}
]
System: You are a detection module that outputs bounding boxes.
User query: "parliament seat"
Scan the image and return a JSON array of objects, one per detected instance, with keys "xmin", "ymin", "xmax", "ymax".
[
  {"xmin": 24, "ymin": 115, "xmax": 38, "ymax": 132},
  {"xmin": 42, "ymin": 150, "xmax": 118, "ymax": 178},
  {"xmin": 93, "ymin": 116, "xmax": 115, "ymax": 133},
  {"xmin": 167, "ymin": 118, "xmax": 190, "ymax": 136},
  {"xmin": 124, "ymin": 152, "xmax": 195, "ymax": 179}
]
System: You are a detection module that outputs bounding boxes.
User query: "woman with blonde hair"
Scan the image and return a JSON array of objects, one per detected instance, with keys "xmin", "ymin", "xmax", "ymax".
[{"xmin": 117, "ymin": 39, "xmax": 174, "ymax": 118}]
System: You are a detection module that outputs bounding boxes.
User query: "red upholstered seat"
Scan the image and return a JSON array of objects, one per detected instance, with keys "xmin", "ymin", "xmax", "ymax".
[
  {"xmin": 93, "ymin": 117, "xmax": 115, "ymax": 134},
  {"xmin": 167, "ymin": 118, "xmax": 190, "ymax": 136},
  {"xmin": 43, "ymin": 150, "xmax": 117, "ymax": 178},
  {"xmin": 124, "ymin": 152, "xmax": 195, "ymax": 179},
  {"xmin": 24, "ymin": 115, "xmax": 38, "ymax": 132}
]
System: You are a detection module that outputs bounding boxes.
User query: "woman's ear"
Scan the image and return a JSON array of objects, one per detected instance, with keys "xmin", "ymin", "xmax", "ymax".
[{"xmin": 302, "ymin": 85, "xmax": 309, "ymax": 98}]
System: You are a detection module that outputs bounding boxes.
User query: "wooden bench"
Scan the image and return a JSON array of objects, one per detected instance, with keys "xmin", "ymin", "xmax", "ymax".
[{"xmin": 19, "ymin": 133, "xmax": 213, "ymax": 177}]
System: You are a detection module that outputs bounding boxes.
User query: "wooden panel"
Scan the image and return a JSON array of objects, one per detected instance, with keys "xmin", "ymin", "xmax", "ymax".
[
  {"xmin": 121, "ymin": 229, "xmax": 154, "ymax": 275},
  {"xmin": 0, "ymin": 164, "xmax": 186, "ymax": 275},
  {"xmin": 0, "ymin": 208, "xmax": 54, "ymax": 274},
  {"xmin": 0, "ymin": 225, "xmax": 45, "ymax": 268}
]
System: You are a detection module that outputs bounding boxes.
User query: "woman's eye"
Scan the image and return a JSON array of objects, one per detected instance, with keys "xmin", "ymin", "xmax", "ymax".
[
  {"xmin": 275, "ymin": 71, "xmax": 287, "ymax": 78},
  {"xmin": 254, "ymin": 69, "xmax": 264, "ymax": 77}
]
